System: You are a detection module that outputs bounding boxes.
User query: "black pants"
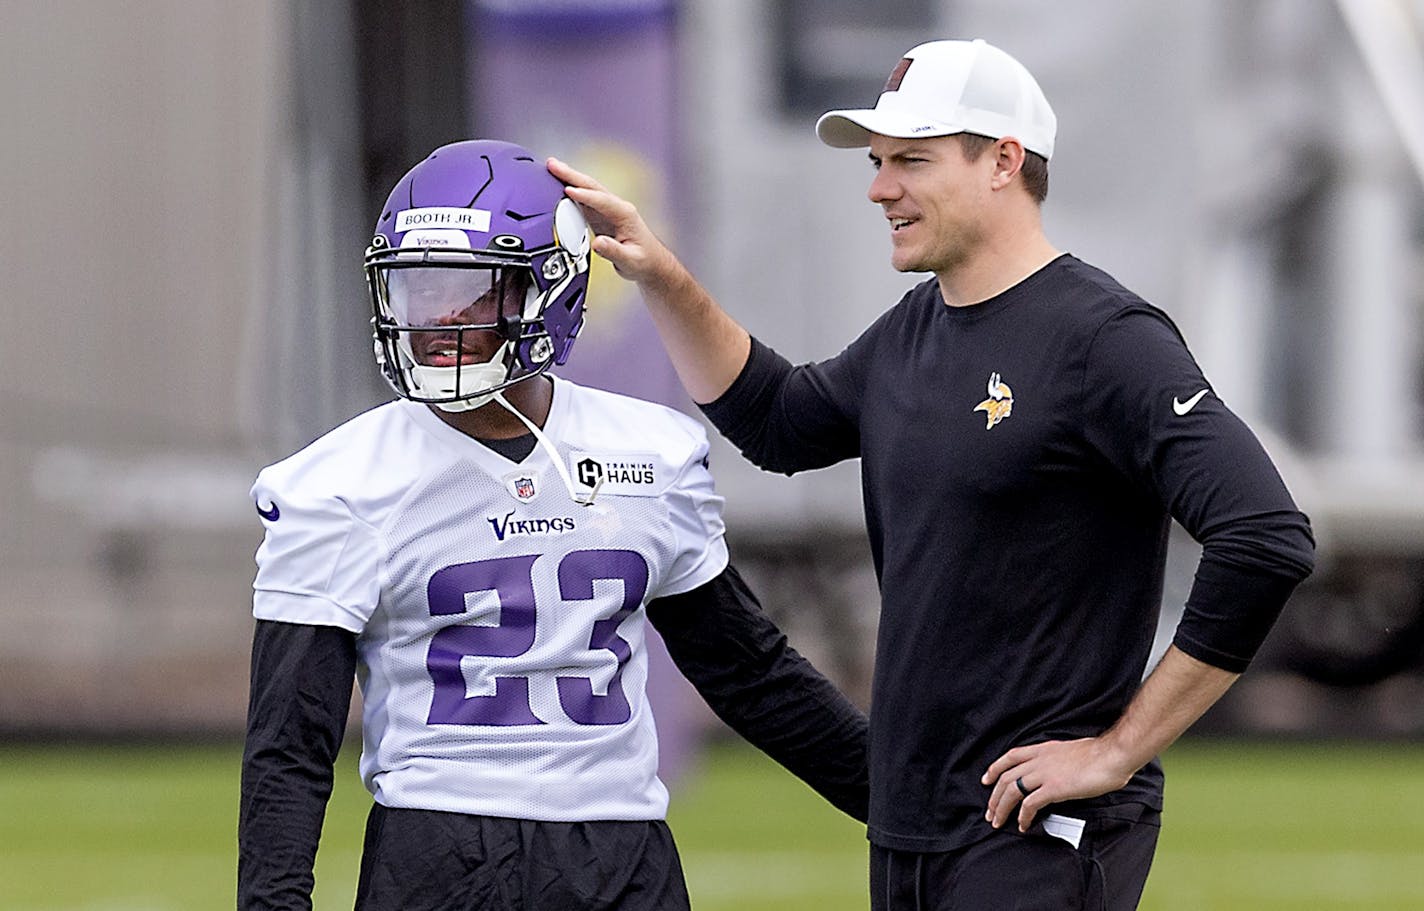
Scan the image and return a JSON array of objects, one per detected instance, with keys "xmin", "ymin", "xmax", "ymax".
[
  {"xmin": 870, "ymin": 805, "xmax": 1160, "ymax": 911},
  {"xmin": 354, "ymin": 804, "xmax": 690, "ymax": 911}
]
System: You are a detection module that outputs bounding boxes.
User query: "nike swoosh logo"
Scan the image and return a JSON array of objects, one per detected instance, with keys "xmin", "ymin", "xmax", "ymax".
[
  {"xmin": 1172, "ymin": 389, "xmax": 1209, "ymax": 416},
  {"xmin": 255, "ymin": 500, "xmax": 281, "ymax": 521}
]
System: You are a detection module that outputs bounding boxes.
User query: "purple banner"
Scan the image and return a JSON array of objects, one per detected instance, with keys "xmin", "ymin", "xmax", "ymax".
[
  {"xmin": 464, "ymin": 0, "xmax": 702, "ymax": 783},
  {"xmin": 465, "ymin": 0, "xmax": 686, "ymax": 412}
]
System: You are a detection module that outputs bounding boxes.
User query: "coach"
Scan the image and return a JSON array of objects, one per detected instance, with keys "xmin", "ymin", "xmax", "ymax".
[{"xmin": 552, "ymin": 37, "xmax": 1314, "ymax": 911}]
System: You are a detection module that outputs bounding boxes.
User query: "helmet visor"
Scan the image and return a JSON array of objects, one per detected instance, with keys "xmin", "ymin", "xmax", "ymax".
[
  {"xmin": 379, "ymin": 265, "xmax": 534, "ymax": 369},
  {"xmin": 383, "ymin": 265, "xmax": 532, "ymax": 328}
]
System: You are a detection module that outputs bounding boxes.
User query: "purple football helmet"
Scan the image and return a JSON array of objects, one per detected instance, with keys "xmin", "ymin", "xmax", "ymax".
[{"xmin": 365, "ymin": 140, "xmax": 592, "ymax": 411}]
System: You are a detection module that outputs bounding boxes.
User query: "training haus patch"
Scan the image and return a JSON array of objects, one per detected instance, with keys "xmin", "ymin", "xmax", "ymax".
[{"xmin": 570, "ymin": 451, "xmax": 660, "ymax": 497}]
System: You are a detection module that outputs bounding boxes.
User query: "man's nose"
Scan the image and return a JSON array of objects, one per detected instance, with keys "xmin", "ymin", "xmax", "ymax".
[{"xmin": 868, "ymin": 168, "xmax": 900, "ymax": 204}]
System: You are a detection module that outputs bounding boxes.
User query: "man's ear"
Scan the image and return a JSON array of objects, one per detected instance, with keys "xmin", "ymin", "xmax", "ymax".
[{"xmin": 989, "ymin": 138, "xmax": 1027, "ymax": 191}]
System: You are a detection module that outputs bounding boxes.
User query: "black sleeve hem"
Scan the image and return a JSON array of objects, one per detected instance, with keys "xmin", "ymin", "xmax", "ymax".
[
  {"xmin": 700, "ymin": 336, "xmax": 784, "ymax": 414},
  {"xmin": 646, "ymin": 565, "xmax": 870, "ymax": 822},
  {"xmin": 1173, "ymin": 559, "xmax": 1306, "ymax": 672}
]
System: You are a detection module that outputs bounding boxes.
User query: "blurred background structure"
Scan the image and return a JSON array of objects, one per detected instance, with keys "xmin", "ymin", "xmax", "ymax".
[{"xmin": 1, "ymin": 0, "xmax": 1422, "ymax": 748}]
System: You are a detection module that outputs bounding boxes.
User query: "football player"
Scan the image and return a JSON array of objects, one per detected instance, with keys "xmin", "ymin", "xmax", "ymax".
[{"xmin": 237, "ymin": 140, "xmax": 869, "ymax": 911}]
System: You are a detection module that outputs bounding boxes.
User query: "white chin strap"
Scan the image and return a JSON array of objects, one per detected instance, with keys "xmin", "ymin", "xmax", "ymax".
[
  {"xmin": 420, "ymin": 343, "xmax": 513, "ymax": 413},
  {"xmin": 492, "ymin": 391, "xmax": 602, "ymax": 507}
]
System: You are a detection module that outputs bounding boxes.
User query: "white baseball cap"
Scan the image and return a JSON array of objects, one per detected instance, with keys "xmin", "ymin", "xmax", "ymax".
[{"xmin": 816, "ymin": 38, "xmax": 1057, "ymax": 160}]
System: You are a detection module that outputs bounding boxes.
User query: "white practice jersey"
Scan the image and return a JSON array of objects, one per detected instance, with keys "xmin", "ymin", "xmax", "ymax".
[{"xmin": 250, "ymin": 378, "xmax": 728, "ymax": 821}]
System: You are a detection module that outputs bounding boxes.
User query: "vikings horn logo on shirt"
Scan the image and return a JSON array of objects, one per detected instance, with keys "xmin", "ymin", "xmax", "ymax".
[{"xmin": 974, "ymin": 372, "xmax": 1013, "ymax": 429}]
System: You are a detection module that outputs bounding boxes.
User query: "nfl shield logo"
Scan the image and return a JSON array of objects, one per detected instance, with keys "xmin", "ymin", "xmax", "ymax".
[{"xmin": 502, "ymin": 470, "xmax": 541, "ymax": 503}]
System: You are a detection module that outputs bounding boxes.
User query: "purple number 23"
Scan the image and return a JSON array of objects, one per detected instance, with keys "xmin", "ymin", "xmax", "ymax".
[{"xmin": 425, "ymin": 549, "xmax": 648, "ymax": 726}]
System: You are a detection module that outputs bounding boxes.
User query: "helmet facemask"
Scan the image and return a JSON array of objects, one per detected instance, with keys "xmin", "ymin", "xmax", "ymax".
[{"xmin": 368, "ymin": 247, "xmax": 566, "ymax": 412}]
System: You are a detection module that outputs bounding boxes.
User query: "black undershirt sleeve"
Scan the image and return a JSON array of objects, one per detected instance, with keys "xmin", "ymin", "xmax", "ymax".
[
  {"xmin": 646, "ymin": 564, "xmax": 870, "ymax": 822},
  {"xmin": 238, "ymin": 619, "xmax": 357, "ymax": 911}
]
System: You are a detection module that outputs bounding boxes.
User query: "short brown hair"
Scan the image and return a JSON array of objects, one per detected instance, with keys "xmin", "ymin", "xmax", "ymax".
[{"xmin": 955, "ymin": 133, "xmax": 1049, "ymax": 204}]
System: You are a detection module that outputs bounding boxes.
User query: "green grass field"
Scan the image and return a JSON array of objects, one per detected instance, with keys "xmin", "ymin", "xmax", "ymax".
[{"xmin": 1, "ymin": 738, "xmax": 1421, "ymax": 910}]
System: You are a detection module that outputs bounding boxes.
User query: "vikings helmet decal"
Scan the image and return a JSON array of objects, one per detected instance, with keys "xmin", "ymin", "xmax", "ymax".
[{"xmin": 366, "ymin": 140, "xmax": 592, "ymax": 411}]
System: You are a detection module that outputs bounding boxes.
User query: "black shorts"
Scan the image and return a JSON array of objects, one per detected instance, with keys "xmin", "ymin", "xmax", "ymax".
[
  {"xmin": 870, "ymin": 804, "xmax": 1161, "ymax": 911},
  {"xmin": 354, "ymin": 804, "xmax": 690, "ymax": 911}
]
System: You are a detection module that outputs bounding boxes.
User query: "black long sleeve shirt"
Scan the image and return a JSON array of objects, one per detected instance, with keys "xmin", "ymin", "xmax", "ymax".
[{"xmin": 702, "ymin": 255, "xmax": 1315, "ymax": 852}]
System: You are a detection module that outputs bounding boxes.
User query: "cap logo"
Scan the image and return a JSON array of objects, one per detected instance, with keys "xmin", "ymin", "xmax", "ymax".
[{"xmin": 884, "ymin": 57, "xmax": 913, "ymax": 92}]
